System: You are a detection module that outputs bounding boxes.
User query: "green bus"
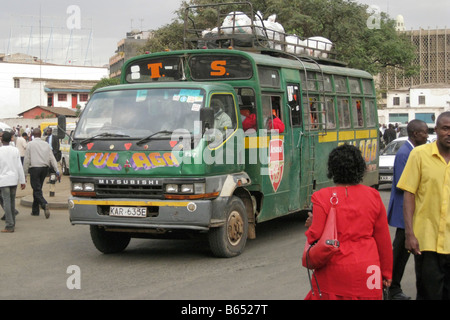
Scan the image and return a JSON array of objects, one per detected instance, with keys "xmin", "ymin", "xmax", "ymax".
[{"xmin": 66, "ymin": 3, "xmax": 379, "ymax": 257}]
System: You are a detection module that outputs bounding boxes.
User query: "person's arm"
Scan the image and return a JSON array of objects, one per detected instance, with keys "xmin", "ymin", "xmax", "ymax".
[
  {"xmin": 403, "ymin": 191, "xmax": 421, "ymax": 255},
  {"xmin": 373, "ymin": 196, "xmax": 393, "ymax": 287}
]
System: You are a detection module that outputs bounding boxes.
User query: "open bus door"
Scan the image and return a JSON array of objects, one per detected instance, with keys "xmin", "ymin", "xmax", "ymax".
[{"xmin": 286, "ymin": 83, "xmax": 305, "ymax": 211}]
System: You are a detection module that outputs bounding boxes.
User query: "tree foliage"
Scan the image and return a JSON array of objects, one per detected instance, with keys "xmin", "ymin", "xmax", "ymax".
[
  {"xmin": 90, "ymin": 77, "xmax": 120, "ymax": 94},
  {"xmin": 141, "ymin": 0, "xmax": 417, "ymax": 76}
]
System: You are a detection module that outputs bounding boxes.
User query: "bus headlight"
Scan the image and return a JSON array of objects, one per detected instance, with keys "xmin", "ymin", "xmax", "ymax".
[
  {"xmin": 165, "ymin": 184, "xmax": 179, "ymax": 193},
  {"xmin": 181, "ymin": 184, "xmax": 194, "ymax": 193},
  {"xmin": 71, "ymin": 182, "xmax": 96, "ymax": 196},
  {"xmin": 164, "ymin": 182, "xmax": 217, "ymax": 200}
]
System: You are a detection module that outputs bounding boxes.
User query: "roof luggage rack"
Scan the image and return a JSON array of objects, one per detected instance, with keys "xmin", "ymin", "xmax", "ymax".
[{"xmin": 183, "ymin": 1, "xmax": 346, "ymax": 66}]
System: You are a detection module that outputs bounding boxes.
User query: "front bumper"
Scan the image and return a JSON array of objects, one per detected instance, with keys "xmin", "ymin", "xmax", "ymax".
[
  {"xmin": 378, "ymin": 167, "xmax": 393, "ymax": 185},
  {"xmin": 69, "ymin": 196, "xmax": 228, "ymax": 232}
]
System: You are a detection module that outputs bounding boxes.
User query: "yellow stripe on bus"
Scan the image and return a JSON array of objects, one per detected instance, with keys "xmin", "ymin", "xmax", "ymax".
[
  {"xmin": 319, "ymin": 129, "xmax": 377, "ymax": 143},
  {"xmin": 245, "ymin": 136, "xmax": 283, "ymax": 149},
  {"xmin": 73, "ymin": 199, "xmax": 190, "ymax": 207},
  {"xmin": 318, "ymin": 132, "xmax": 337, "ymax": 143}
]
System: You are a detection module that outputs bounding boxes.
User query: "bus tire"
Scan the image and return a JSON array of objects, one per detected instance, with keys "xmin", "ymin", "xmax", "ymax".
[
  {"xmin": 90, "ymin": 225, "xmax": 131, "ymax": 254},
  {"xmin": 208, "ymin": 196, "xmax": 248, "ymax": 258}
]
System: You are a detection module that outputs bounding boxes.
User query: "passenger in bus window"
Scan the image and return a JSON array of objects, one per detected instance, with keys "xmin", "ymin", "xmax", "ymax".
[
  {"xmin": 241, "ymin": 107, "xmax": 257, "ymax": 132},
  {"xmin": 211, "ymin": 98, "xmax": 232, "ymax": 136},
  {"xmin": 267, "ymin": 109, "xmax": 285, "ymax": 133}
]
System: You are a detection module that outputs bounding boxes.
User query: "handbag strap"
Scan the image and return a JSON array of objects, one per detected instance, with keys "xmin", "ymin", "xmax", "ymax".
[{"xmin": 330, "ymin": 188, "xmax": 338, "ymax": 207}]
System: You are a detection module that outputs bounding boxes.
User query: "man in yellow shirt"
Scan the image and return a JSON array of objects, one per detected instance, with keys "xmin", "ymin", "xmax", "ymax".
[{"xmin": 397, "ymin": 111, "xmax": 450, "ymax": 300}]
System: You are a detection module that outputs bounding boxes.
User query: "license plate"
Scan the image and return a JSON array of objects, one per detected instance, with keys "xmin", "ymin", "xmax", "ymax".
[
  {"xmin": 109, "ymin": 206, "xmax": 147, "ymax": 218},
  {"xmin": 379, "ymin": 175, "xmax": 393, "ymax": 182}
]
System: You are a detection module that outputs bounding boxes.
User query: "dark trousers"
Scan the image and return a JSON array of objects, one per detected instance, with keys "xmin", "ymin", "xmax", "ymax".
[
  {"xmin": 415, "ymin": 251, "xmax": 450, "ymax": 300},
  {"xmin": 29, "ymin": 167, "xmax": 49, "ymax": 215},
  {"xmin": 390, "ymin": 228, "xmax": 411, "ymax": 295}
]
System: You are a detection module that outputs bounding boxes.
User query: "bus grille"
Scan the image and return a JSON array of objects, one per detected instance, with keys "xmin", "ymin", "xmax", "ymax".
[{"xmin": 95, "ymin": 184, "xmax": 163, "ymax": 198}]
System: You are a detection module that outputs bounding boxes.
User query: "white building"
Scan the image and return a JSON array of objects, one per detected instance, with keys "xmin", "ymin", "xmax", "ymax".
[
  {"xmin": 378, "ymin": 84, "xmax": 450, "ymax": 125},
  {"xmin": 0, "ymin": 54, "xmax": 108, "ymax": 118}
]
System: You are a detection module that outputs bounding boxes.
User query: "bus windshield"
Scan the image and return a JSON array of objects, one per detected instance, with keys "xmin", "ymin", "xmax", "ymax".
[{"xmin": 74, "ymin": 88, "xmax": 206, "ymax": 139}]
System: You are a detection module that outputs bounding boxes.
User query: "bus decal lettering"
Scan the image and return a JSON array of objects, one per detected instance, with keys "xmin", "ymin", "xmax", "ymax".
[
  {"xmin": 106, "ymin": 153, "xmax": 121, "ymax": 171},
  {"xmin": 92, "ymin": 153, "xmax": 109, "ymax": 169},
  {"xmin": 147, "ymin": 62, "xmax": 163, "ymax": 79},
  {"xmin": 131, "ymin": 153, "xmax": 152, "ymax": 170},
  {"xmin": 210, "ymin": 60, "xmax": 227, "ymax": 76}
]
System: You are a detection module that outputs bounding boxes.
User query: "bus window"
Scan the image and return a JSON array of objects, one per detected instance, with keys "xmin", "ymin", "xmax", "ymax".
[
  {"xmin": 210, "ymin": 94, "xmax": 237, "ymax": 142},
  {"xmin": 304, "ymin": 95, "xmax": 320, "ymax": 130},
  {"xmin": 262, "ymin": 95, "xmax": 285, "ymax": 133},
  {"xmin": 300, "ymin": 71, "xmax": 316, "ymax": 91},
  {"xmin": 362, "ymin": 79, "xmax": 374, "ymax": 95},
  {"xmin": 325, "ymin": 97, "xmax": 336, "ymax": 129},
  {"xmin": 352, "ymin": 99, "xmax": 364, "ymax": 127},
  {"xmin": 258, "ymin": 67, "xmax": 280, "ymax": 88},
  {"xmin": 334, "ymin": 76, "xmax": 347, "ymax": 93},
  {"xmin": 287, "ymin": 84, "xmax": 302, "ymax": 127},
  {"xmin": 365, "ymin": 99, "xmax": 377, "ymax": 127},
  {"xmin": 189, "ymin": 55, "xmax": 253, "ymax": 80},
  {"xmin": 349, "ymin": 78, "xmax": 362, "ymax": 94},
  {"xmin": 125, "ymin": 56, "xmax": 184, "ymax": 83},
  {"xmin": 337, "ymin": 98, "xmax": 351, "ymax": 128},
  {"xmin": 237, "ymin": 88, "xmax": 257, "ymax": 132},
  {"xmin": 319, "ymin": 74, "xmax": 333, "ymax": 92}
]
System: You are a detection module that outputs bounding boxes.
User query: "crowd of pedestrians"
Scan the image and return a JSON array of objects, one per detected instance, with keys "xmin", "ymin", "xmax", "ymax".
[
  {"xmin": 0, "ymin": 124, "xmax": 60, "ymax": 233},
  {"xmin": 305, "ymin": 112, "xmax": 450, "ymax": 300}
]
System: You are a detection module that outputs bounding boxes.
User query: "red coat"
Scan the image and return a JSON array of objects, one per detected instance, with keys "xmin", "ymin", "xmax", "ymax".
[
  {"xmin": 242, "ymin": 113, "xmax": 257, "ymax": 131},
  {"xmin": 267, "ymin": 116, "xmax": 285, "ymax": 133},
  {"xmin": 305, "ymin": 185, "xmax": 392, "ymax": 300}
]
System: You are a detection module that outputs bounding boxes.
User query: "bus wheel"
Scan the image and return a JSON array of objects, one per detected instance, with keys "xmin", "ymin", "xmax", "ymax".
[
  {"xmin": 90, "ymin": 226, "xmax": 131, "ymax": 254},
  {"xmin": 208, "ymin": 196, "xmax": 248, "ymax": 258}
]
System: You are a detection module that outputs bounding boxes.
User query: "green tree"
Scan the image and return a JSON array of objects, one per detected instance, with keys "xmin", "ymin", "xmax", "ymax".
[
  {"xmin": 90, "ymin": 77, "xmax": 120, "ymax": 94},
  {"xmin": 142, "ymin": 0, "xmax": 417, "ymax": 76}
]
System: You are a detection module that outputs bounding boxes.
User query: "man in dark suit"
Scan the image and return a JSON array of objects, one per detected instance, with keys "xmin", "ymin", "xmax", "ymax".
[
  {"xmin": 387, "ymin": 119, "xmax": 429, "ymax": 300},
  {"xmin": 45, "ymin": 127, "xmax": 61, "ymax": 163},
  {"xmin": 383, "ymin": 123, "xmax": 397, "ymax": 145}
]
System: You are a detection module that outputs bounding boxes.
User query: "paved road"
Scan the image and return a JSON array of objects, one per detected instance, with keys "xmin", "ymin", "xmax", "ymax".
[{"xmin": 0, "ymin": 179, "xmax": 417, "ymax": 300}]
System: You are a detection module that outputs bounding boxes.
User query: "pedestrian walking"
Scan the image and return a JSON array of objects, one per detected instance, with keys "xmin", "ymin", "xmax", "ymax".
[
  {"xmin": 23, "ymin": 128, "xmax": 59, "ymax": 219},
  {"xmin": 398, "ymin": 111, "xmax": 450, "ymax": 300},
  {"xmin": 45, "ymin": 127, "xmax": 61, "ymax": 163},
  {"xmin": 304, "ymin": 144, "xmax": 392, "ymax": 300},
  {"xmin": 387, "ymin": 119, "xmax": 429, "ymax": 300},
  {"xmin": 0, "ymin": 131, "xmax": 26, "ymax": 233},
  {"xmin": 16, "ymin": 132, "xmax": 28, "ymax": 164}
]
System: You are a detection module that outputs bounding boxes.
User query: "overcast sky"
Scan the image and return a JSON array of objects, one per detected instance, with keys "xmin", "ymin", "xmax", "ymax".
[{"xmin": 0, "ymin": 0, "xmax": 448, "ymax": 67}]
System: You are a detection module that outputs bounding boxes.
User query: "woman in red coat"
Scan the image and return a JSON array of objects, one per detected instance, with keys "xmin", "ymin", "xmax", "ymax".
[{"xmin": 304, "ymin": 144, "xmax": 392, "ymax": 300}]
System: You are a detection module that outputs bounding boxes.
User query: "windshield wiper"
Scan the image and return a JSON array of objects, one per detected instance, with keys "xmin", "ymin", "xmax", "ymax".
[
  {"xmin": 136, "ymin": 130, "xmax": 173, "ymax": 145},
  {"xmin": 80, "ymin": 132, "xmax": 130, "ymax": 144}
]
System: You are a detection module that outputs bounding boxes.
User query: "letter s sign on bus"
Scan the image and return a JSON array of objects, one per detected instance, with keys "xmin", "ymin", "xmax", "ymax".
[{"xmin": 210, "ymin": 60, "xmax": 227, "ymax": 76}]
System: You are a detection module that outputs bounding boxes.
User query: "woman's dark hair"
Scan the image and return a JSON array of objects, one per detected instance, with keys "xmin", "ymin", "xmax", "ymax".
[{"xmin": 327, "ymin": 144, "xmax": 366, "ymax": 185}]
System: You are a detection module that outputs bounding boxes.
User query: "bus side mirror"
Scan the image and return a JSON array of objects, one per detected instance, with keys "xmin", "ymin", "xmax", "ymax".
[
  {"xmin": 57, "ymin": 115, "xmax": 67, "ymax": 140},
  {"xmin": 200, "ymin": 107, "xmax": 214, "ymax": 134}
]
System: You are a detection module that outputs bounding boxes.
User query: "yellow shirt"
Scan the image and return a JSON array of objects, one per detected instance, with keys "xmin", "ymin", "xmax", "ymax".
[{"xmin": 397, "ymin": 142, "xmax": 450, "ymax": 254}]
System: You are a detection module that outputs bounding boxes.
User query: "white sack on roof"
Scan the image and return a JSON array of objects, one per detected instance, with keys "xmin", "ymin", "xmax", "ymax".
[
  {"xmin": 305, "ymin": 36, "xmax": 333, "ymax": 58},
  {"xmin": 253, "ymin": 14, "xmax": 285, "ymax": 50},
  {"xmin": 221, "ymin": 12, "xmax": 253, "ymax": 34},
  {"xmin": 286, "ymin": 35, "xmax": 307, "ymax": 54}
]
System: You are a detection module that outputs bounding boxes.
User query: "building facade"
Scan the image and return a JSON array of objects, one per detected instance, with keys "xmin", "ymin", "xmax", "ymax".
[
  {"xmin": 377, "ymin": 27, "xmax": 450, "ymax": 125},
  {"xmin": 109, "ymin": 30, "xmax": 153, "ymax": 79},
  {"xmin": 0, "ymin": 54, "xmax": 108, "ymax": 119},
  {"xmin": 379, "ymin": 84, "xmax": 450, "ymax": 125}
]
